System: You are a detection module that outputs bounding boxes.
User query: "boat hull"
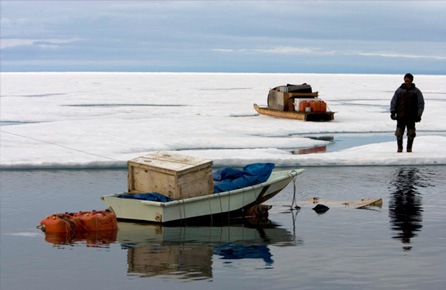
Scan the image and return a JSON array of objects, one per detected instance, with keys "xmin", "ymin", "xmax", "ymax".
[
  {"xmin": 101, "ymin": 168, "xmax": 304, "ymax": 224},
  {"xmin": 254, "ymin": 103, "xmax": 334, "ymax": 121}
]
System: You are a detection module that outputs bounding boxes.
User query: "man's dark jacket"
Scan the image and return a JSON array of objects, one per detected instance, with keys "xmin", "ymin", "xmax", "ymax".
[{"xmin": 390, "ymin": 83, "xmax": 424, "ymax": 120}]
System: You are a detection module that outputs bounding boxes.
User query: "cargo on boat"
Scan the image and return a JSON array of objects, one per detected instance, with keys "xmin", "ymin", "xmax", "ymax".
[
  {"xmin": 253, "ymin": 83, "xmax": 335, "ymax": 121},
  {"xmin": 101, "ymin": 151, "xmax": 304, "ymax": 224}
]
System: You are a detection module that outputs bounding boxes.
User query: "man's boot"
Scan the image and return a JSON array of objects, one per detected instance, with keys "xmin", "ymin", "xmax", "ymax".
[
  {"xmin": 397, "ymin": 138, "xmax": 403, "ymax": 153},
  {"xmin": 407, "ymin": 137, "xmax": 414, "ymax": 152}
]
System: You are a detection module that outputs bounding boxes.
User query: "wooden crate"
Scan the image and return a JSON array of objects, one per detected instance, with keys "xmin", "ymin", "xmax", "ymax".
[
  {"xmin": 127, "ymin": 151, "xmax": 214, "ymax": 199},
  {"xmin": 268, "ymin": 89, "xmax": 319, "ymax": 111}
]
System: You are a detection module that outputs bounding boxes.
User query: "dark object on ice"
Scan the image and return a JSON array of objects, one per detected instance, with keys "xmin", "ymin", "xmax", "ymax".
[{"xmin": 313, "ymin": 204, "xmax": 329, "ymax": 213}]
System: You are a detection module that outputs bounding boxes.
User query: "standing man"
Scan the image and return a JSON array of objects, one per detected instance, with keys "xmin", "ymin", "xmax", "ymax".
[{"xmin": 390, "ymin": 73, "xmax": 425, "ymax": 152}]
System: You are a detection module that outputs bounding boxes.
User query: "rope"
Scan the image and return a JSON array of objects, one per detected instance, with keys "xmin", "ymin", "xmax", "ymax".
[
  {"xmin": 290, "ymin": 176, "xmax": 298, "ymax": 210},
  {"xmin": 1, "ymin": 130, "xmax": 119, "ymax": 161},
  {"xmin": 60, "ymin": 215, "xmax": 77, "ymax": 234}
]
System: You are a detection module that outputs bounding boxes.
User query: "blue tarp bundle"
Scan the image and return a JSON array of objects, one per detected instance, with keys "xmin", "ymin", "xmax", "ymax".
[
  {"xmin": 117, "ymin": 192, "xmax": 173, "ymax": 202},
  {"xmin": 213, "ymin": 163, "xmax": 275, "ymax": 193}
]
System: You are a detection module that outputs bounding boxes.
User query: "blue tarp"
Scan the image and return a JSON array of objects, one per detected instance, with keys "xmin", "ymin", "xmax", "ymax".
[
  {"xmin": 213, "ymin": 163, "xmax": 275, "ymax": 193},
  {"xmin": 117, "ymin": 192, "xmax": 173, "ymax": 202}
]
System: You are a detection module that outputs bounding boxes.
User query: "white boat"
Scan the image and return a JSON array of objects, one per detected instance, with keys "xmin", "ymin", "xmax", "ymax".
[{"xmin": 101, "ymin": 168, "xmax": 304, "ymax": 224}]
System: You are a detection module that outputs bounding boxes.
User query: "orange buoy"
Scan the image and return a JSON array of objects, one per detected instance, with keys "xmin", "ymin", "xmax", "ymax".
[
  {"xmin": 75, "ymin": 210, "xmax": 118, "ymax": 232},
  {"xmin": 39, "ymin": 210, "xmax": 117, "ymax": 234},
  {"xmin": 39, "ymin": 213, "xmax": 81, "ymax": 234},
  {"xmin": 39, "ymin": 210, "xmax": 118, "ymax": 246}
]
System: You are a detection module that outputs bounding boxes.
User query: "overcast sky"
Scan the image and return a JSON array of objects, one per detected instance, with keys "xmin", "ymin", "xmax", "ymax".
[{"xmin": 1, "ymin": 1, "xmax": 445, "ymax": 74}]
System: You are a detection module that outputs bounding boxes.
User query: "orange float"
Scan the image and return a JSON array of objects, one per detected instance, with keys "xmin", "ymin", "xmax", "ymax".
[
  {"xmin": 39, "ymin": 213, "xmax": 81, "ymax": 234},
  {"xmin": 39, "ymin": 210, "xmax": 117, "ymax": 234},
  {"xmin": 75, "ymin": 210, "xmax": 118, "ymax": 232},
  {"xmin": 39, "ymin": 210, "xmax": 118, "ymax": 245}
]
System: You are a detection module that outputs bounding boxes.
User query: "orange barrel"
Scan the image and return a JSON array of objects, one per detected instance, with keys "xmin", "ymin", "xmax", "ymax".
[
  {"xmin": 93, "ymin": 210, "xmax": 118, "ymax": 231},
  {"xmin": 299, "ymin": 101, "xmax": 306, "ymax": 112},
  {"xmin": 98, "ymin": 210, "xmax": 118, "ymax": 231},
  {"xmin": 317, "ymin": 100, "xmax": 323, "ymax": 112},
  {"xmin": 320, "ymin": 101, "xmax": 327, "ymax": 112},
  {"xmin": 76, "ymin": 210, "xmax": 118, "ymax": 232},
  {"xmin": 39, "ymin": 213, "xmax": 80, "ymax": 234},
  {"xmin": 308, "ymin": 101, "xmax": 314, "ymax": 112},
  {"xmin": 310, "ymin": 100, "xmax": 319, "ymax": 112},
  {"xmin": 316, "ymin": 100, "xmax": 322, "ymax": 112},
  {"xmin": 299, "ymin": 101, "xmax": 308, "ymax": 112},
  {"xmin": 76, "ymin": 211, "xmax": 96, "ymax": 232}
]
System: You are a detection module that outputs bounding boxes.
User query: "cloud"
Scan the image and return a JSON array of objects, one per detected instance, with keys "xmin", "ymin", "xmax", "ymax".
[
  {"xmin": 0, "ymin": 38, "xmax": 81, "ymax": 49},
  {"xmin": 355, "ymin": 52, "xmax": 446, "ymax": 61},
  {"xmin": 213, "ymin": 45, "xmax": 446, "ymax": 61},
  {"xmin": 1, "ymin": 1, "xmax": 445, "ymax": 73}
]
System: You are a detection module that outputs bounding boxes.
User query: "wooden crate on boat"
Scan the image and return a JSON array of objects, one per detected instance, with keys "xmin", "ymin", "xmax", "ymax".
[{"xmin": 127, "ymin": 151, "xmax": 214, "ymax": 199}]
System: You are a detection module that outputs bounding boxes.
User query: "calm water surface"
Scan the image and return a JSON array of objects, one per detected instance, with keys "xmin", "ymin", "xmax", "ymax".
[{"xmin": 1, "ymin": 166, "xmax": 445, "ymax": 290}]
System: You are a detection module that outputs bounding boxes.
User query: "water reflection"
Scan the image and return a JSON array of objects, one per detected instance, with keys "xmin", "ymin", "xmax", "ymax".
[
  {"xmin": 291, "ymin": 136, "xmax": 332, "ymax": 155},
  {"xmin": 41, "ymin": 220, "xmax": 298, "ymax": 280},
  {"xmin": 388, "ymin": 167, "xmax": 431, "ymax": 251},
  {"xmin": 118, "ymin": 221, "xmax": 297, "ymax": 279},
  {"xmin": 293, "ymin": 145, "xmax": 327, "ymax": 155},
  {"xmin": 44, "ymin": 230, "xmax": 117, "ymax": 247}
]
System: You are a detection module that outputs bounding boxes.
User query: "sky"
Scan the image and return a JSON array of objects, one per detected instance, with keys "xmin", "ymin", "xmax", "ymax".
[
  {"xmin": 1, "ymin": 72, "xmax": 445, "ymax": 169},
  {"xmin": 1, "ymin": 1, "xmax": 446, "ymax": 74}
]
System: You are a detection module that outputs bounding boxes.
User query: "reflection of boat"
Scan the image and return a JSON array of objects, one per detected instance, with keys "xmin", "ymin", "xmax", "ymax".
[
  {"xmin": 101, "ymin": 168, "xmax": 304, "ymax": 225},
  {"xmin": 254, "ymin": 84, "xmax": 335, "ymax": 121},
  {"xmin": 117, "ymin": 221, "xmax": 297, "ymax": 279},
  {"xmin": 117, "ymin": 221, "xmax": 296, "ymax": 247}
]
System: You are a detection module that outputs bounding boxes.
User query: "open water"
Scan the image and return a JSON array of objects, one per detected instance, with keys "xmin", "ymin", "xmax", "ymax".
[{"xmin": 1, "ymin": 165, "xmax": 445, "ymax": 290}]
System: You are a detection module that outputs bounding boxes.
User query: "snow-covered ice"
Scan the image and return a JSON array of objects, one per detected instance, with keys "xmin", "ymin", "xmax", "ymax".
[{"xmin": 1, "ymin": 72, "xmax": 445, "ymax": 169}]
